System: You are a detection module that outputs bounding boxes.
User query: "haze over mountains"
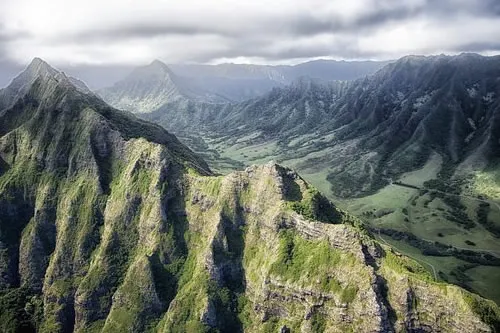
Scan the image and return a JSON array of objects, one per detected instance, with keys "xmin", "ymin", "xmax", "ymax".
[{"xmin": 2, "ymin": 58, "xmax": 499, "ymax": 332}]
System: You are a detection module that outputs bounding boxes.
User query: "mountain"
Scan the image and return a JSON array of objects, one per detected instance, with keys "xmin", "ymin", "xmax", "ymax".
[
  {"xmin": 144, "ymin": 54, "xmax": 500, "ymax": 197},
  {"xmin": 169, "ymin": 60, "xmax": 390, "ymax": 101},
  {"xmin": 98, "ymin": 60, "xmax": 228, "ymax": 114},
  {"xmin": 1, "ymin": 59, "xmax": 499, "ymax": 332},
  {"xmin": 0, "ymin": 58, "xmax": 92, "ymax": 111},
  {"xmin": 100, "ymin": 59, "xmax": 389, "ymax": 108},
  {"xmin": 139, "ymin": 54, "xmax": 500, "ymax": 306},
  {"xmin": 277, "ymin": 59, "xmax": 393, "ymax": 82}
]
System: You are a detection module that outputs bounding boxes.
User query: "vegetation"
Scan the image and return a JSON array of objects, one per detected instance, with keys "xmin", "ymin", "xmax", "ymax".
[
  {"xmin": 269, "ymin": 230, "xmax": 360, "ymax": 299},
  {"xmin": 378, "ymin": 228, "xmax": 500, "ymax": 266},
  {"xmin": 383, "ymin": 248, "xmax": 433, "ymax": 281},
  {"xmin": 310, "ymin": 311, "xmax": 327, "ymax": 333},
  {"xmin": 477, "ymin": 202, "xmax": 500, "ymax": 237},
  {"xmin": 463, "ymin": 292, "xmax": 500, "ymax": 331},
  {"xmin": 0, "ymin": 287, "xmax": 40, "ymax": 333},
  {"xmin": 286, "ymin": 187, "xmax": 341, "ymax": 223}
]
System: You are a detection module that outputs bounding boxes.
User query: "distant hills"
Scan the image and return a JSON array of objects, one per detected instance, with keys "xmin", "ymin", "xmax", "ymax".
[{"xmin": 168, "ymin": 59, "xmax": 390, "ymax": 101}]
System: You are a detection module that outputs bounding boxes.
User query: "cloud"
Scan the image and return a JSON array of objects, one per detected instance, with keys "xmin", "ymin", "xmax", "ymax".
[{"xmin": 0, "ymin": 0, "xmax": 499, "ymax": 65}]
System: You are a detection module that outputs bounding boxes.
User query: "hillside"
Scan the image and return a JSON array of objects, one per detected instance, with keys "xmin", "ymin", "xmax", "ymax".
[{"xmin": 0, "ymin": 59, "xmax": 499, "ymax": 332}]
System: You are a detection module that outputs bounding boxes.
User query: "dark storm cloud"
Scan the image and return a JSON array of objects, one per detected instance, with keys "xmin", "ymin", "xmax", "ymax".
[
  {"xmin": 68, "ymin": 23, "xmax": 234, "ymax": 43},
  {"xmin": 288, "ymin": 6, "xmax": 422, "ymax": 36},
  {"xmin": 426, "ymin": 0, "xmax": 500, "ymax": 16},
  {"xmin": 56, "ymin": 0, "xmax": 500, "ymax": 44},
  {"xmin": 453, "ymin": 42, "xmax": 500, "ymax": 53}
]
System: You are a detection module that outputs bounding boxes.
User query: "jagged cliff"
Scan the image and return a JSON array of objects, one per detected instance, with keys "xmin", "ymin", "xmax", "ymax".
[{"xmin": 0, "ymin": 60, "xmax": 499, "ymax": 333}]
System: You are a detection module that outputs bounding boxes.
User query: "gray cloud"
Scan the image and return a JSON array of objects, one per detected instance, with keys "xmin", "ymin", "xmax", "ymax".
[
  {"xmin": 288, "ymin": 6, "xmax": 422, "ymax": 36},
  {"xmin": 52, "ymin": 2, "xmax": 426, "ymax": 44},
  {"xmin": 67, "ymin": 23, "xmax": 233, "ymax": 43},
  {"xmin": 0, "ymin": 0, "xmax": 499, "ymax": 65},
  {"xmin": 453, "ymin": 41, "xmax": 500, "ymax": 53}
]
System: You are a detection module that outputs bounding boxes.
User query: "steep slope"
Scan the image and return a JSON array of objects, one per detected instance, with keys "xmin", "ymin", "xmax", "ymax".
[
  {"xmin": 1, "ymin": 59, "xmax": 499, "ymax": 333},
  {"xmin": 0, "ymin": 58, "xmax": 94, "ymax": 111},
  {"xmin": 98, "ymin": 60, "xmax": 227, "ymax": 114}
]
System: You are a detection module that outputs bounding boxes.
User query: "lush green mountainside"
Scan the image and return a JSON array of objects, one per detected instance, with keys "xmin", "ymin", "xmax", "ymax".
[
  {"xmin": 101, "ymin": 54, "xmax": 500, "ymax": 305},
  {"xmin": 0, "ymin": 59, "xmax": 499, "ymax": 332}
]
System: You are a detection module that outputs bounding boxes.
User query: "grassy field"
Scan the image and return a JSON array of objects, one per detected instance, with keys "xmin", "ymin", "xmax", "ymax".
[
  {"xmin": 466, "ymin": 266, "xmax": 500, "ymax": 304},
  {"xmin": 398, "ymin": 153, "xmax": 442, "ymax": 187},
  {"xmin": 375, "ymin": 233, "xmax": 469, "ymax": 280},
  {"xmin": 376, "ymin": 232, "xmax": 500, "ymax": 303},
  {"xmin": 472, "ymin": 169, "xmax": 500, "ymax": 200},
  {"xmin": 338, "ymin": 154, "xmax": 500, "ymax": 304}
]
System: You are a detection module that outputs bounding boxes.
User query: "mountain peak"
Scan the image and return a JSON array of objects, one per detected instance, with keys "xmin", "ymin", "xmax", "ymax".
[
  {"xmin": 0, "ymin": 58, "xmax": 93, "ymax": 110},
  {"xmin": 30, "ymin": 57, "xmax": 49, "ymax": 67},
  {"xmin": 124, "ymin": 59, "xmax": 176, "ymax": 81},
  {"xmin": 150, "ymin": 59, "xmax": 167, "ymax": 67},
  {"xmin": 25, "ymin": 57, "xmax": 59, "ymax": 79},
  {"xmin": 146, "ymin": 59, "xmax": 172, "ymax": 73}
]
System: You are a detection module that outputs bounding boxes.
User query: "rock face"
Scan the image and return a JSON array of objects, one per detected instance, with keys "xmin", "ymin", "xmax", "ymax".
[{"xmin": 0, "ymin": 59, "xmax": 499, "ymax": 333}]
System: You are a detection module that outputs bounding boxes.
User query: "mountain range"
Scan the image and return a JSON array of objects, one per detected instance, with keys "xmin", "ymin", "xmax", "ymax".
[
  {"xmin": 99, "ymin": 59, "xmax": 389, "ymax": 105},
  {"xmin": 0, "ymin": 58, "xmax": 499, "ymax": 332},
  {"xmin": 97, "ymin": 53, "xmax": 500, "ymax": 308},
  {"xmin": 104, "ymin": 54, "xmax": 500, "ymax": 197}
]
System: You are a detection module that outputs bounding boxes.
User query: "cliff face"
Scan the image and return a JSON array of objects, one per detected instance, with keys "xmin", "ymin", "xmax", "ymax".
[{"xmin": 0, "ymin": 60, "xmax": 499, "ymax": 333}]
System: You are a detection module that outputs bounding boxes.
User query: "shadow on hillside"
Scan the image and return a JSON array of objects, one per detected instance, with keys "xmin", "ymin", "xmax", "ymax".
[{"xmin": 0, "ymin": 157, "xmax": 9, "ymax": 176}]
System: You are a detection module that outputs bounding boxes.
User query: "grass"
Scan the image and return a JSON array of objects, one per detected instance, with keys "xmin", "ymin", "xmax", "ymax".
[
  {"xmin": 341, "ymin": 159, "xmax": 500, "ymax": 305},
  {"xmin": 286, "ymin": 187, "xmax": 342, "ymax": 223},
  {"xmin": 465, "ymin": 266, "xmax": 500, "ymax": 306},
  {"xmin": 397, "ymin": 153, "xmax": 442, "ymax": 187},
  {"xmin": 269, "ymin": 230, "xmax": 361, "ymax": 300},
  {"xmin": 270, "ymin": 230, "xmax": 342, "ymax": 287},
  {"xmin": 377, "ymin": 232, "xmax": 500, "ymax": 304},
  {"xmin": 310, "ymin": 311, "xmax": 327, "ymax": 333},
  {"xmin": 463, "ymin": 292, "xmax": 500, "ymax": 331},
  {"xmin": 299, "ymin": 170, "xmax": 335, "ymax": 200},
  {"xmin": 472, "ymin": 169, "xmax": 500, "ymax": 200},
  {"xmin": 382, "ymin": 245, "xmax": 434, "ymax": 282}
]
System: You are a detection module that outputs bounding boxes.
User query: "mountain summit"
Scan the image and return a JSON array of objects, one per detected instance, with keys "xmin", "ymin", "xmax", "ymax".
[
  {"xmin": 0, "ymin": 59, "xmax": 499, "ymax": 332},
  {"xmin": 99, "ymin": 59, "xmax": 228, "ymax": 113},
  {"xmin": 0, "ymin": 58, "xmax": 94, "ymax": 111}
]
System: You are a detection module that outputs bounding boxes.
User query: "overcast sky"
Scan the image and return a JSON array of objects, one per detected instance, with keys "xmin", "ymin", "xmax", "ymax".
[{"xmin": 0, "ymin": 0, "xmax": 499, "ymax": 68}]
